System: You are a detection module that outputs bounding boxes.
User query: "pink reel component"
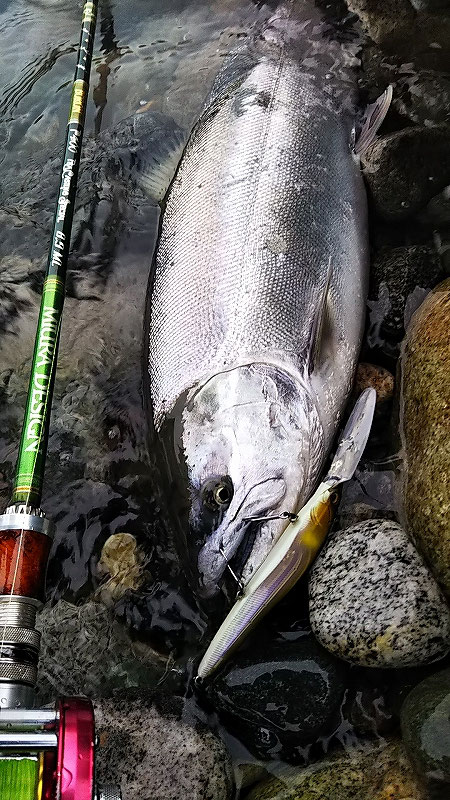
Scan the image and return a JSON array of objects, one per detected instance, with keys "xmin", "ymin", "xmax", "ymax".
[{"xmin": 56, "ymin": 698, "xmax": 95, "ymax": 800}]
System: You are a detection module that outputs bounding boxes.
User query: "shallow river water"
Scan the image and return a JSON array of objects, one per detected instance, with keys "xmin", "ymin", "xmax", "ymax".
[{"xmin": 0, "ymin": 1, "xmax": 449, "ymax": 798}]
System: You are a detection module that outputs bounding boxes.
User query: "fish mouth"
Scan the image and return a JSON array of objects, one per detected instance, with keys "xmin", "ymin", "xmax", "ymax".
[
  {"xmin": 197, "ymin": 476, "xmax": 287, "ymax": 598},
  {"xmin": 197, "ymin": 517, "xmax": 250, "ymax": 599}
]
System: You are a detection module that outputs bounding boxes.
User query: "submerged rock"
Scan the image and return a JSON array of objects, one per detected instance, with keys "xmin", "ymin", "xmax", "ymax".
[
  {"xmin": 236, "ymin": 763, "xmax": 270, "ymax": 792},
  {"xmin": 409, "ymin": 0, "xmax": 450, "ymax": 11},
  {"xmin": 94, "ymin": 692, "xmax": 234, "ymax": 800},
  {"xmin": 335, "ymin": 503, "xmax": 396, "ymax": 530},
  {"xmin": 363, "ymin": 126, "xmax": 450, "ymax": 221},
  {"xmin": 309, "ymin": 520, "xmax": 450, "ymax": 668},
  {"xmin": 36, "ymin": 599, "xmax": 171, "ymax": 704},
  {"xmin": 401, "ymin": 668, "xmax": 450, "ymax": 790},
  {"xmin": 347, "ymin": 0, "xmax": 450, "ymax": 53},
  {"xmin": 367, "ymin": 245, "xmax": 442, "ymax": 349},
  {"xmin": 346, "ymin": 0, "xmax": 415, "ymax": 49},
  {"xmin": 207, "ymin": 635, "xmax": 347, "ymax": 762},
  {"xmin": 246, "ymin": 741, "xmax": 426, "ymax": 800},
  {"xmin": 401, "ymin": 280, "xmax": 450, "ymax": 597},
  {"xmin": 394, "ymin": 71, "xmax": 450, "ymax": 127},
  {"xmin": 96, "ymin": 531, "xmax": 148, "ymax": 605},
  {"xmin": 353, "ymin": 363, "xmax": 394, "ymax": 421}
]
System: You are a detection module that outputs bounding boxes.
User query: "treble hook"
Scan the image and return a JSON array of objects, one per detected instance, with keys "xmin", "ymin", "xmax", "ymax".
[
  {"xmin": 242, "ymin": 510, "xmax": 298, "ymax": 523},
  {"xmin": 219, "ymin": 546, "xmax": 245, "ymax": 595}
]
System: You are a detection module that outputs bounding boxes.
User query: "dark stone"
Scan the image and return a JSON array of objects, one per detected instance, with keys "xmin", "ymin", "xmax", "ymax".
[
  {"xmin": 409, "ymin": 0, "xmax": 450, "ymax": 11},
  {"xmin": 348, "ymin": 0, "xmax": 450, "ymax": 62},
  {"xmin": 346, "ymin": 0, "xmax": 415, "ymax": 50},
  {"xmin": 394, "ymin": 71, "xmax": 450, "ymax": 127},
  {"xmin": 363, "ymin": 126, "xmax": 450, "ymax": 221},
  {"xmin": 401, "ymin": 668, "xmax": 450, "ymax": 792},
  {"xmin": 336, "ymin": 502, "xmax": 397, "ymax": 530},
  {"xmin": 207, "ymin": 634, "xmax": 347, "ymax": 763},
  {"xmin": 346, "ymin": 680, "xmax": 395, "ymax": 738},
  {"xmin": 367, "ymin": 244, "xmax": 442, "ymax": 350}
]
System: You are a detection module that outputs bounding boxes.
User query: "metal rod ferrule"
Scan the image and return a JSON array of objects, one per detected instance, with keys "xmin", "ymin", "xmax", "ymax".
[
  {"xmin": 0, "ymin": 508, "xmax": 53, "ymax": 537},
  {"xmin": 11, "ymin": 0, "xmax": 98, "ymax": 507}
]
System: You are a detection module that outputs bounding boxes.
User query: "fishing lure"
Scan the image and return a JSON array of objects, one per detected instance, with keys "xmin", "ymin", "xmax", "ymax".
[{"xmin": 197, "ymin": 387, "xmax": 376, "ymax": 680}]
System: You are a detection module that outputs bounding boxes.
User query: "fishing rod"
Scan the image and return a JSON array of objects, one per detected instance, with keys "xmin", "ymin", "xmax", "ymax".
[{"xmin": 0, "ymin": 2, "xmax": 121, "ymax": 798}]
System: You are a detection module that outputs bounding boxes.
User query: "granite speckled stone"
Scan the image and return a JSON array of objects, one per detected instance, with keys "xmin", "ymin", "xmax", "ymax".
[
  {"xmin": 309, "ymin": 520, "xmax": 450, "ymax": 667},
  {"xmin": 93, "ymin": 692, "xmax": 234, "ymax": 800},
  {"xmin": 401, "ymin": 281, "xmax": 450, "ymax": 598},
  {"xmin": 246, "ymin": 741, "xmax": 426, "ymax": 800}
]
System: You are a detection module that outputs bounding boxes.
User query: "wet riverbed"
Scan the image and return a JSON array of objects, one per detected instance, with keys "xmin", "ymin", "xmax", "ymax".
[{"xmin": 1, "ymin": 1, "xmax": 450, "ymax": 799}]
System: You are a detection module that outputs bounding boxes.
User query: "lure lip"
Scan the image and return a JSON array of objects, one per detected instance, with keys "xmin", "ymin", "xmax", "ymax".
[{"xmin": 196, "ymin": 388, "xmax": 376, "ymax": 680}]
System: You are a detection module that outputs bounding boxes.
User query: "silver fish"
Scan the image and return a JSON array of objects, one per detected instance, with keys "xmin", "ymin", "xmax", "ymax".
[{"xmin": 146, "ymin": 2, "xmax": 390, "ymax": 598}]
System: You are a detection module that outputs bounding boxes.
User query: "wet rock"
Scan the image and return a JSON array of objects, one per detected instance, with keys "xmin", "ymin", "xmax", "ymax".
[
  {"xmin": 348, "ymin": 0, "xmax": 450, "ymax": 55},
  {"xmin": 401, "ymin": 668, "xmax": 450, "ymax": 790},
  {"xmin": 409, "ymin": 0, "xmax": 450, "ymax": 11},
  {"xmin": 36, "ymin": 600, "xmax": 170, "ymax": 704},
  {"xmin": 336, "ymin": 502, "xmax": 396, "ymax": 530},
  {"xmin": 309, "ymin": 520, "xmax": 450, "ymax": 667},
  {"xmin": 394, "ymin": 71, "xmax": 450, "ymax": 127},
  {"xmin": 363, "ymin": 126, "xmax": 450, "ymax": 221},
  {"xmin": 338, "ymin": 466, "xmax": 397, "ymax": 522},
  {"xmin": 94, "ymin": 692, "xmax": 234, "ymax": 800},
  {"xmin": 418, "ymin": 185, "xmax": 450, "ymax": 225},
  {"xmin": 343, "ymin": 662, "xmax": 442, "ymax": 738},
  {"xmin": 354, "ymin": 363, "xmax": 394, "ymax": 409},
  {"xmin": 236, "ymin": 763, "xmax": 270, "ymax": 791},
  {"xmin": 367, "ymin": 244, "xmax": 442, "ymax": 349},
  {"xmin": 96, "ymin": 532, "xmax": 148, "ymax": 605},
  {"xmin": 207, "ymin": 635, "xmax": 347, "ymax": 762},
  {"xmin": 346, "ymin": 0, "xmax": 415, "ymax": 49},
  {"xmin": 246, "ymin": 741, "xmax": 426, "ymax": 800},
  {"xmin": 347, "ymin": 680, "xmax": 395, "ymax": 738},
  {"xmin": 401, "ymin": 280, "xmax": 450, "ymax": 596}
]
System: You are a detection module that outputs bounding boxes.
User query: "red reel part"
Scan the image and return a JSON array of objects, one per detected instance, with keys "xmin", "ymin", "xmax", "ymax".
[{"xmin": 56, "ymin": 697, "xmax": 95, "ymax": 800}]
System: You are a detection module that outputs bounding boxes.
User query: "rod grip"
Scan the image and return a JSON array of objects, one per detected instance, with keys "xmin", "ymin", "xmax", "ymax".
[{"xmin": 0, "ymin": 529, "xmax": 51, "ymax": 601}]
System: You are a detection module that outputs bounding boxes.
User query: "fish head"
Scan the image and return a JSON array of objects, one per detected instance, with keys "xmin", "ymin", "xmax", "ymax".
[{"xmin": 179, "ymin": 364, "xmax": 323, "ymax": 598}]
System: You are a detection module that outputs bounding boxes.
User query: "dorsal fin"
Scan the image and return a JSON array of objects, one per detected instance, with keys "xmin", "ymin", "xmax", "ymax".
[{"xmin": 354, "ymin": 85, "xmax": 393, "ymax": 157}]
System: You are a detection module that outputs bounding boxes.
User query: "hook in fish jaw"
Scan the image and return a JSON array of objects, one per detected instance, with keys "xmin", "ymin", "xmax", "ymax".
[
  {"xmin": 219, "ymin": 546, "xmax": 245, "ymax": 595},
  {"xmin": 242, "ymin": 510, "xmax": 298, "ymax": 523}
]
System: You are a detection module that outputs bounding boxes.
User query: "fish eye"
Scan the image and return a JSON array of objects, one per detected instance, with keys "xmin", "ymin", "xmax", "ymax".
[{"xmin": 201, "ymin": 476, "xmax": 233, "ymax": 511}]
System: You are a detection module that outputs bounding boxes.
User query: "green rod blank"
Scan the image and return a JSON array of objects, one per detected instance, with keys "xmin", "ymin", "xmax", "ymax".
[{"xmin": 12, "ymin": 0, "xmax": 98, "ymax": 507}]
